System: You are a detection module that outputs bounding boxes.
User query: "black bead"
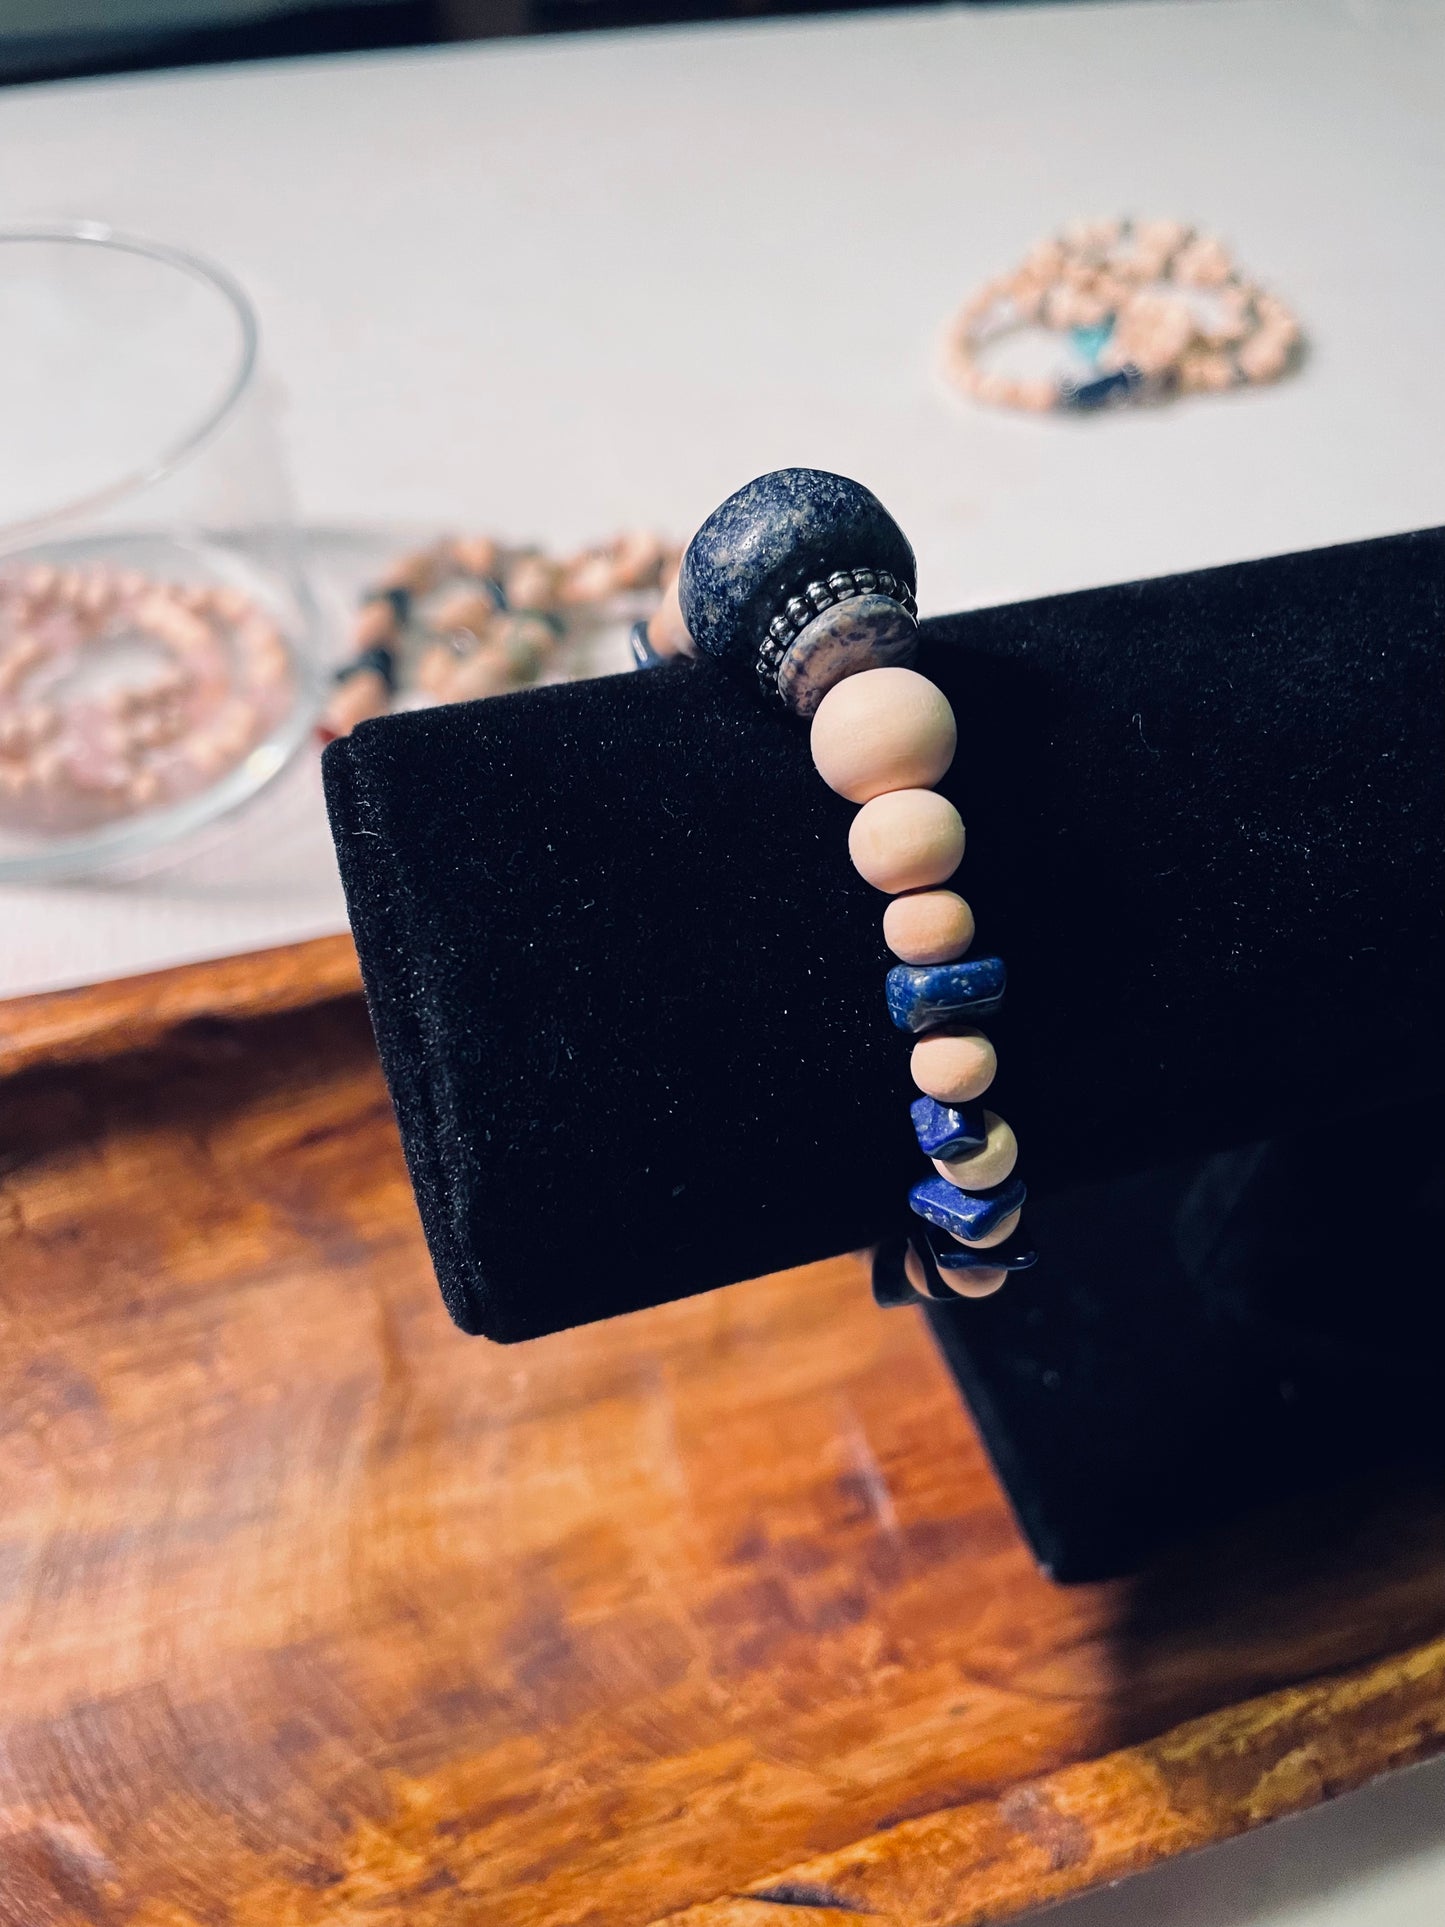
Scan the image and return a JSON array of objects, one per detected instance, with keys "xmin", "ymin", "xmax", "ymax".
[{"xmin": 678, "ymin": 469, "xmax": 916, "ymax": 676}]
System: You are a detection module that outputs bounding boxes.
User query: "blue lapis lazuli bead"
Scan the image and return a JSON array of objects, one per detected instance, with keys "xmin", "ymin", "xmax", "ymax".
[
  {"xmin": 1062, "ymin": 364, "xmax": 1144, "ymax": 411},
  {"xmin": 932, "ymin": 1233, "xmax": 1038, "ymax": 1273},
  {"xmin": 886, "ymin": 956, "xmax": 1006, "ymax": 1034},
  {"xmin": 629, "ymin": 619, "xmax": 664, "ymax": 669},
  {"xmin": 908, "ymin": 1172, "xmax": 1027, "ymax": 1243},
  {"xmin": 910, "ymin": 1096, "xmax": 988, "ymax": 1161}
]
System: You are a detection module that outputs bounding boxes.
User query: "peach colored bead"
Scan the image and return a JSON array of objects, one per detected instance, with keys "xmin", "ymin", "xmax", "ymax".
[
  {"xmin": 951, "ymin": 1206, "xmax": 1021, "ymax": 1251},
  {"xmin": 910, "ymin": 1027, "xmax": 996, "ymax": 1105},
  {"xmin": 325, "ymin": 668, "xmax": 390, "ymax": 737},
  {"xmin": 933, "ymin": 1110, "xmax": 1018, "ymax": 1191},
  {"xmin": 848, "ymin": 789, "xmax": 965, "ymax": 894},
  {"xmin": 883, "ymin": 890, "xmax": 974, "ymax": 965},
  {"xmin": 382, "ymin": 548, "xmax": 445, "ymax": 595},
  {"xmin": 432, "ymin": 590, "xmax": 497, "ymax": 637},
  {"xmin": 354, "ymin": 600, "xmax": 400, "ymax": 649},
  {"xmin": 809, "ymin": 667, "xmax": 956, "ymax": 804},
  {"xmin": 506, "ymin": 555, "xmax": 561, "ymax": 612},
  {"xmin": 647, "ymin": 572, "xmax": 692, "ymax": 656},
  {"xmin": 451, "ymin": 535, "xmax": 500, "ymax": 577}
]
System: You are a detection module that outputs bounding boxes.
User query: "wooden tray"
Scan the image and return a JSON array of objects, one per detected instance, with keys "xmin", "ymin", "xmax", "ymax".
[{"xmin": 2, "ymin": 944, "xmax": 1444, "ymax": 1926}]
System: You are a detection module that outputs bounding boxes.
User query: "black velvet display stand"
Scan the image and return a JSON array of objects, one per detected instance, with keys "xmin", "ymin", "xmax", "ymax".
[{"xmin": 324, "ymin": 527, "xmax": 1445, "ymax": 1580}]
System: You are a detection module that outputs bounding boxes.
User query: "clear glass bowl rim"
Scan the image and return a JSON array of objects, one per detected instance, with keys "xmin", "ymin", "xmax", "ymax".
[{"xmin": 0, "ymin": 220, "xmax": 259, "ymax": 547}]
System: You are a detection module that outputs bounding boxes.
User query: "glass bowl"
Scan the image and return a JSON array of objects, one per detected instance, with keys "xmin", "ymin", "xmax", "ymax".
[{"xmin": 0, "ymin": 223, "xmax": 322, "ymax": 881}]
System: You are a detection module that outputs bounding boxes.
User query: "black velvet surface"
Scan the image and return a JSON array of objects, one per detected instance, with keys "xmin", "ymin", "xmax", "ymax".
[{"xmin": 324, "ymin": 526, "xmax": 1445, "ymax": 1344}]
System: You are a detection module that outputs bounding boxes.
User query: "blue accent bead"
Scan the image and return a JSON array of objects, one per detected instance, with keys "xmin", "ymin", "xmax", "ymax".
[
  {"xmin": 910, "ymin": 1096, "xmax": 988, "ymax": 1161},
  {"xmin": 1070, "ymin": 318, "xmax": 1115, "ymax": 364},
  {"xmin": 1062, "ymin": 364, "xmax": 1144, "ymax": 411},
  {"xmin": 931, "ymin": 1227, "xmax": 1037, "ymax": 1273},
  {"xmin": 908, "ymin": 1173, "xmax": 1027, "ymax": 1242},
  {"xmin": 886, "ymin": 956, "xmax": 1006, "ymax": 1034},
  {"xmin": 629, "ymin": 619, "xmax": 664, "ymax": 669},
  {"xmin": 364, "ymin": 585, "xmax": 412, "ymax": 623}
]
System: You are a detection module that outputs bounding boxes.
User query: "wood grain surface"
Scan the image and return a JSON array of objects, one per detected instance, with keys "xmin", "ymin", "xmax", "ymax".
[
  {"xmin": 0, "ymin": 934, "xmax": 360, "ymax": 1080},
  {"xmin": 2, "ymin": 993, "xmax": 1444, "ymax": 1926}
]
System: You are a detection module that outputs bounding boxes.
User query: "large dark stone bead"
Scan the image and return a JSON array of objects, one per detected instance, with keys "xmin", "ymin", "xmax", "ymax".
[{"xmin": 678, "ymin": 468, "xmax": 917, "ymax": 683}]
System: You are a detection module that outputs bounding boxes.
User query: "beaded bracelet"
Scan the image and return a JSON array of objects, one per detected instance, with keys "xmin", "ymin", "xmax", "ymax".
[
  {"xmin": 943, "ymin": 218, "xmax": 1302, "ymax": 413},
  {"xmin": 662, "ymin": 468, "xmax": 1036, "ymax": 1303},
  {"xmin": 323, "ymin": 529, "xmax": 681, "ymax": 738},
  {"xmin": 0, "ymin": 563, "xmax": 293, "ymax": 832}
]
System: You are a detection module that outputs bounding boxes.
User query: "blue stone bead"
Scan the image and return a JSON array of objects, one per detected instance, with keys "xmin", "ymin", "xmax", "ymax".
[
  {"xmin": 1070, "ymin": 318, "xmax": 1115, "ymax": 364},
  {"xmin": 1062, "ymin": 364, "xmax": 1144, "ymax": 411},
  {"xmin": 886, "ymin": 956, "xmax": 1006, "ymax": 1034},
  {"xmin": 932, "ymin": 1229, "xmax": 1037, "ymax": 1274},
  {"xmin": 910, "ymin": 1096, "xmax": 988, "ymax": 1160},
  {"xmin": 678, "ymin": 469, "xmax": 916, "ymax": 680},
  {"xmin": 629, "ymin": 619, "xmax": 664, "ymax": 669},
  {"xmin": 908, "ymin": 1173, "xmax": 1027, "ymax": 1242}
]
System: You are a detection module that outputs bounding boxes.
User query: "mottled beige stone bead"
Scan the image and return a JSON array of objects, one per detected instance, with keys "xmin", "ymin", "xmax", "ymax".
[
  {"xmin": 646, "ymin": 571, "xmax": 693, "ymax": 656},
  {"xmin": 1237, "ymin": 334, "xmax": 1289, "ymax": 382},
  {"xmin": 933, "ymin": 1110, "xmax": 1018, "ymax": 1190},
  {"xmin": 951, "ymin": 1206, "xmax": 1021, "ymax": 1251},
  {"xmin": 910, "ymin": 1026, "xmax": 996, "ymax": 1104},
  {"xmin": 809, "ymin": 666, "xmax": 956, "ymax": 803},
  {"xmin": 883, "ymin": 889, "xmax": 974, "ymax": 965},
  {"xmin": 849, "ymin": 789, "xmax": 965, "ymax": 894},
  {"xmin": 416, "ymin": 643, "xmax": 460, "ymax": 698}
]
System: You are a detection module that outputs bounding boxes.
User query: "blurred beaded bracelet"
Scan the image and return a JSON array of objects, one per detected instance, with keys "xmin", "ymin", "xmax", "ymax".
[
  {"xmin": 649, "ymin": 468, "xmax": 1036, "ymax": 1305},
  {"xmin": 0, "ymin": 564, "xmax": 293, "ymax": 830},
  {"xmin": 322, "ymin": 529, "xmax": 682, "ymax": 738},
  {"xmin": 943, "ymin": 218, "xmax": 1303, "ymax": 413}
]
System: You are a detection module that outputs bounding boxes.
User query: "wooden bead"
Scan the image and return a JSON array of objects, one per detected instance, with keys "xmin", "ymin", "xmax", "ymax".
[
  {"xmin": 942, "ymin": 1266, "xmax": 1008, "ymax": 1298},
  {"xmin": 883, "ymin": 890, "xmax": 974, "ymax": 965},
  {"xmin": 450, "ymin": 535, "xmax": 500, "ymax": 577},
  {"xmin": 933, "ymin": 1110, "xmax": 1017, "ymax": 1190},
  {"xmin": 910, "ymin": 1028, "xmax": 996, "ymax": 1105},
  {"xmin": 951, "ymin": 1207, "xmax": 1021, "ymax": 1251},
  {"xmin": 848, "ymin": 790, "xmax": 965, "ymax": 894},
  {"xmin": 809, "ymin": 667, "xmax": 956, "ymax": 803},
  {"xmin": 323, "ymin": 668, "xmax": 389, "ymax": 737},
  {"xmin": 505, "ymin": 555, "xmax": 561, "ymax": 613},
  {"xmin": 647, "ymin": 571, "xmax": 692, "ymax": 656},
  {"xmin": 353, "ymin": 601, "xmax": 399, "ymax": 649}
]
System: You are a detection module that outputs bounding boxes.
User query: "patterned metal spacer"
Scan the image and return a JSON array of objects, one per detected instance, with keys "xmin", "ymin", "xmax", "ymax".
[{"xmin": 754, "ymin": 567, "xmax": 919, "ymax": 701}]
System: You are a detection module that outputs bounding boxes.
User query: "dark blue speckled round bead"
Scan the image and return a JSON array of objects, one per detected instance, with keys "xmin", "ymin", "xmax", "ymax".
[{"xmin": 678, "ymin": 468, "xmax": 919, "ymax": 716}]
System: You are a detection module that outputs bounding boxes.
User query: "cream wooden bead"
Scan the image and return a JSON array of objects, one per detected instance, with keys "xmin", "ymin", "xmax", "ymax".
[
  {"xmin": 950, "ymin": 1207, "xmax": 1021, "ymax": 1251},
  {"xmin": 849, "ymin": 789, "xmax": 965, "ymax": 894},
  {"xmin": 883, "ymin": 890, "xmax": 974, "ymax": 965},
  {"xmin": 933, "ymin": 1110, "xmax": 1017, "ymax": 1191},
  {"xmin": 646, "ymin": 571, "xmax": 692, "ymax": 656},
  {"xmin": 809, "ymin": 666, "xmax": 956, "ymax": 804},
  {"xmin": 910, "ymin": 1027, "xmax": 996, "ymax": 1105}
]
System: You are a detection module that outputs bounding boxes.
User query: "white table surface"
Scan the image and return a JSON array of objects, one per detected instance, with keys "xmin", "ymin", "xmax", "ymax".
[
  {"xmin": 3, "ymin": 5, "xmax": 1445, "ymax": 1915},
  {"xmin": 3, "ymin": 0, "xmax": 1444, "ymax": 996}
]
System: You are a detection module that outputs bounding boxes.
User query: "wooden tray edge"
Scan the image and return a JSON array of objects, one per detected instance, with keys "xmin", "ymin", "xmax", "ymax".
[
  {"xmin": 657, "ymin": 1631, "xmax": 1445, "ymax": 1926},
  {"xmin": 0, "ymin": 933, "xmax": 363, "ymax": 1080}
]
